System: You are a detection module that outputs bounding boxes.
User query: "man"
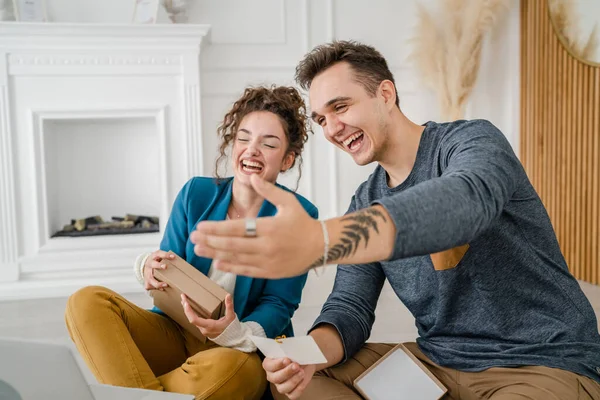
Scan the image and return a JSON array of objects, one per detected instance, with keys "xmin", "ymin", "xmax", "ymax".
[{"xmin": 190, "ymin": 41, "xmax": 600, "ymax": 399}]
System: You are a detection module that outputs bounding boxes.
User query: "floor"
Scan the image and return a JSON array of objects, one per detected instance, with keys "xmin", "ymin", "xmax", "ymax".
[{"xmin": 2, "ymin": 268, "xmax": 600, "ymax": 384}]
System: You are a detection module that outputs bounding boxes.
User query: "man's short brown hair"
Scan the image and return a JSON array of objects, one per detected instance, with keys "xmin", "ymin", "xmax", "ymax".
[{"xmin": 295, "ymin": 40, "xmax": 399, "ymax": 107}]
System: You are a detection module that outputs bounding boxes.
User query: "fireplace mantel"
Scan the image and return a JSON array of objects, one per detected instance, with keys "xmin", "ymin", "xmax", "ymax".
[{"xmin": 0, "ymin": 22, "xmax": 210, "ymax": 300}]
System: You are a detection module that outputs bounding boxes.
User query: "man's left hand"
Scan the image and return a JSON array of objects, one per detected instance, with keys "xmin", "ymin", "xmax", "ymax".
[{"xmin": 190, "ymin": 174, "xmax": 323, "ymax": 279}]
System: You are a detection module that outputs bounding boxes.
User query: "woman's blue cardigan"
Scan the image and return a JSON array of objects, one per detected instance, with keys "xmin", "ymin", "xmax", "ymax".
[{"xmin": 157, "ymin": 177, "xmax": 318, "ymax": 339}]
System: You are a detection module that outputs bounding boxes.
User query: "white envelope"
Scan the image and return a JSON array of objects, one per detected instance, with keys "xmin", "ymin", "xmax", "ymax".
[{"xmin": 250, "ymin": 335, "xmax": 327, "ymax": 365}]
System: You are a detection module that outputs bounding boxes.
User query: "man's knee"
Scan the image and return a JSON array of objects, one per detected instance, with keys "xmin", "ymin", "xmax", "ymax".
[{"xmin": 472, "ymin": 366, "xmax": 592, "ymax": 400}]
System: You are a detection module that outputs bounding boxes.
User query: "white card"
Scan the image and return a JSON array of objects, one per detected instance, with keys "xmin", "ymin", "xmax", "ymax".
[{"xmin": 250, "ymin": 335, "xmax": 327, "ymax": 365}]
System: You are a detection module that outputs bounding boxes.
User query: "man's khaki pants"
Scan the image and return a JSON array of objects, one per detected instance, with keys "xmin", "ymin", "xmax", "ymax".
[
  {"xmin": 273, "ymin": 342, "xmax": 600, "ymax": 399},
  {"xmin": 65, "ymin": 286, "xmax": 267, "ymax": 400}
]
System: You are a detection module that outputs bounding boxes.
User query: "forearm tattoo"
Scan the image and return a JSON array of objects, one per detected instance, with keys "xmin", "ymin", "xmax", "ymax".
[{"xmin": 309, "ymin": 207, "xmax": 388, "ymax": 269}]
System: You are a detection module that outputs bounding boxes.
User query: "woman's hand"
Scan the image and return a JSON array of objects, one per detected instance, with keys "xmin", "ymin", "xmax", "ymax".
[
  {"xmin": 181, "ymin": 293, "xmax": 236, "ymax": 339},
  {"xmin": 143, "ymin": 250, "xmax": 175, "ymax": 291}
]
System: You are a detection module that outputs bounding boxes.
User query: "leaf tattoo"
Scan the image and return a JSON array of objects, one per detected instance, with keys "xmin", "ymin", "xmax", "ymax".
[{"xmin": 309, "ymin": 207, "xmax": 388, "ymax": 268}]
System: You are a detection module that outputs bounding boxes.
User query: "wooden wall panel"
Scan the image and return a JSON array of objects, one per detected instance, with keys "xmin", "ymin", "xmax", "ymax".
[{"xmin": 521, "ymin": 1, "xmax": 600, "ymax": 283}]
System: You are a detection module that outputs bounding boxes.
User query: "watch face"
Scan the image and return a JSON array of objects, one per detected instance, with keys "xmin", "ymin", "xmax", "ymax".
[{"xmin": 0, "ymin": 380, "xmax": 22, "ymax": 400}]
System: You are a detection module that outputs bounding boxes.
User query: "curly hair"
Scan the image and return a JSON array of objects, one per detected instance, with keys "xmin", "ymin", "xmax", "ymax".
[
  {"xmin": 214, "ymin": 85, "xmax": 311, "ymax": 190},
  {"xmin": 295, "ymin": 40, "xmax": 399, "ymax": 107}
]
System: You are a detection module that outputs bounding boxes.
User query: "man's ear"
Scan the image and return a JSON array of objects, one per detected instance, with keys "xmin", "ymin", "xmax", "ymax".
[
  {"xmin": 281, "ymin": 151, "xmax": 295, "ymax": 172},
  {"xmin": 379, "ymin": 80, "xmax": 397, "ymax": 110}
]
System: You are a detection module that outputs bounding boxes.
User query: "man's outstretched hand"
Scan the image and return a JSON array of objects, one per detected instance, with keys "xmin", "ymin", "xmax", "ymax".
[{"xmin": 190, "ymin": 174, "xmax": 323, "ymax": 279}]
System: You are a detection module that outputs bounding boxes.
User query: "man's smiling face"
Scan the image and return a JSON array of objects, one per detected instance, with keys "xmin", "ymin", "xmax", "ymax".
[{"xmin": 309, "ymin": 62, "xmax": 390, "ymax": 166}]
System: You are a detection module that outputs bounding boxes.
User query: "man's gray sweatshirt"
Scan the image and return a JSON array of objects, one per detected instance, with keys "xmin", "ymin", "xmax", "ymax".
[{"xmin": 311, "ymin": 119, "xmax": 600, "ymax": 383}]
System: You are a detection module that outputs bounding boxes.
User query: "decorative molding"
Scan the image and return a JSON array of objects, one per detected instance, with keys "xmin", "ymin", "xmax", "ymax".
[
  {"xmin": 28, "ymin": 106, "xmax": 170, "ymax": 120},
  {"xmin": 327, "ymin": 0, "xmax": 335, "ymax": 41},
  {"xmin": 0, "ymin": 22, "xmax": 210, "ymax": 46},
  {"xmin": 32, "ymin": 108, "xmax": 46, "ymax": 253},
  {"xmin": 155, "ymin": 108, "xmax": 171, "ymax": 232},
  {"xmin": 202, "ymin": 65, "xmax": 415, "ymax": 89},
  {"xmin": 281, "ymin": 0, "xmax": 288, "ymax": 45},
  {"xmin": 301, "ymin": 0, "xmax": 314, "ymax": 201},
  {"xmin": 302, "ymin": 0, "xmax": 310, "ymax": 52},
  {"xmin": 0, "ymin": 51, "xmax": 6, "ymax": 86},
  {"xmin": 18, "ymin": 107, "xmax": 166, "ymax": 277},
  {"xmin": 0, "ymin": 57, "xmax": 18, "ymax": 282},
  {"xmin": 35, "ymin": 232, "xmax": 162, "ymax": 254},
  {"xmin": 184, "ymin": 85, "xmax": 204, "ymax": 177},
  {"xmin": 182, "ymin": 50, "xmax": 203, "ymax": 178},
  {"xmin": 7, "ymin": 54, "xmax": 185, "ymax": 76},
  {"xmin": 201, "ymin": 0, "xmax": 286, "ymax": 45},
  {"xmin": 1, "ymin": 22, "xmax": 209, "ymax": 76},
  {"xmin": 201, "ymin": 69, "xmax": 295, "ymax": 98},
  {"xmin": 326, "ymin": 0, "xmax": 339, "ymax": 216},
  {"xmin": 202, "ymin": 65, "xmax": 299, "ymax": 72},
  {"xmin": 8, "ymin": 54, "xmax": 181, "ymax": 67}
]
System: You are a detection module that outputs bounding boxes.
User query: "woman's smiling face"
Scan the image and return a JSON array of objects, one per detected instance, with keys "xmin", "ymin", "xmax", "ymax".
[{"xmin": 231, "ymin": 111, "xmax": 294, "ymax": 186}]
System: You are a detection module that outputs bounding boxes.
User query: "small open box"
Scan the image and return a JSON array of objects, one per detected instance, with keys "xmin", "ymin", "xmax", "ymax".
[
  {"xmin": 152, "ymin": 252, "xmax": 229, "ymax": 342},
  {"xmin": 354, "ymin": 344, "xmax": 447, "ymax": 400}
]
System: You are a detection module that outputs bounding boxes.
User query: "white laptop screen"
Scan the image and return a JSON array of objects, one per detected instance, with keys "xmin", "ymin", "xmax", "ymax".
[{"xmin": 0, "ymin": 338, "xmax": 95, "ymax": 400}]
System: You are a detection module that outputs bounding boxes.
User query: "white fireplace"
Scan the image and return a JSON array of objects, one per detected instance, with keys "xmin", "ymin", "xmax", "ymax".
[{"xmin": 0, "ymin": 22, "xmax": 210, "ymax": 300}]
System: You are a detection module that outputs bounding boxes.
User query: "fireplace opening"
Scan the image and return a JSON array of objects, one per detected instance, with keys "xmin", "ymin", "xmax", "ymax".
[
  {"xmin": 43, "ymin": 117, "xmax": 162, "ymax": 239},
  {"xmin": 52, "ymin": 214, "xmax": 160, "ymax": 237}
]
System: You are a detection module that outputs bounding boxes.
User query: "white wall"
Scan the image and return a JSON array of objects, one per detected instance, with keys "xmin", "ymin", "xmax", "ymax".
[
  {"xmin": 467, "ymin": 0, "xmax": 521, "ymax": 156},
  {"xmin": 0, "ymin": 1, "xmax": 524, "ymax": 341},
  {"xmin": 38, "ymin": 0, "xmax": 520, "ymax": 220},
  {"xmin": 1, "ymin": 0, "xmax": 521, "ymax": 304},
  {"xmin": 573, "ymin": 0, "xmax": 600, "ymax": 63}
]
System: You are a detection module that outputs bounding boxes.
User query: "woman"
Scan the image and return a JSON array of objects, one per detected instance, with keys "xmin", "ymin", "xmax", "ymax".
[{"xmin": 64, "ymin": 86, "xmax": 318, "ymax": 400}]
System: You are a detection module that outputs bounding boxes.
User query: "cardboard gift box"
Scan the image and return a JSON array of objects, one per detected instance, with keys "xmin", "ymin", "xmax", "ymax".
[{"xmin": 152, "ymin": 251, "xmax": 229, "ymax": 342}]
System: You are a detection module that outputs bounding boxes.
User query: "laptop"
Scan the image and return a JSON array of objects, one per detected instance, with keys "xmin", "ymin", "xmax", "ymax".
[{"xmin": 0, "ymin": 338, "xmax": 193, "ymax": 400}]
